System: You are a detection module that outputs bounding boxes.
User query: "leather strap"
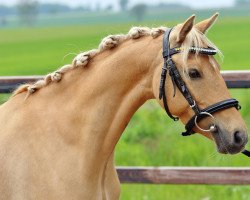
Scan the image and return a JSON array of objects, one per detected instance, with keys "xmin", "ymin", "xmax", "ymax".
[
  {"xmin": 242, "ymin": 150, "xmax": 250, "ymax": 157},
  {"xmin": 163, "ymin": 46, "xmax": 217, "ymax": 58},
  {"xmin": 159, "ymin": 65, "xmax": 179, "ymax": 121},
  {"xmin": 159, "ymin": 28, "xmax": 179, "ymax": 121},
  {"xmin": 160, "ymin": 28, "xmax": 200, "ymax": 121},
  {"xmin": 182, "ymin": 99, "xmax": 241, "ymax": 136},
  {"xmin": 167, "ymin": 58, "xmax": 200, "ymax": 115}
]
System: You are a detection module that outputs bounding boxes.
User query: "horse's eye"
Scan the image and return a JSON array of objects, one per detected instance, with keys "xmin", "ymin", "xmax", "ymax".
[{"xmin": 188, "ymin": 69, "xmax": 201, "ymax": 79}]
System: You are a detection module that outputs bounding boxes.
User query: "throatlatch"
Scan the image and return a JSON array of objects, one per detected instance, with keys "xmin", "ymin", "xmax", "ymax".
[{"xmin": 159, "ymin": 28, "xmax": 250, "ymax": 157}]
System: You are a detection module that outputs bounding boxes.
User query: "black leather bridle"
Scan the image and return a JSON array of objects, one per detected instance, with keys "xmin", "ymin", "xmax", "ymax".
[{"xmin": 159, "ymin": 28, "xmax": 250, "ymax": 157}]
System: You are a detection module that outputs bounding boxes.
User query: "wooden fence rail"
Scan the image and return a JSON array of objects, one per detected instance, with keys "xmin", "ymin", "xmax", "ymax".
[
  {"xmin": 0, "ymin": 70, "xmax": 250, "ymax": 93},
  {"xmin": 1, "ymin": 70, "xmax": 250, "ymax": 185},
  {"xmin": 117, "ymin": 167, "xmax": 250, "ymax": 184}
]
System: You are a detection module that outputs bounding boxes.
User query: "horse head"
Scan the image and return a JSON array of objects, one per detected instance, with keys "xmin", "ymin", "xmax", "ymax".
[{"xmin": 153, "ymin": 14, "xmax": 248, "ymax": 154}]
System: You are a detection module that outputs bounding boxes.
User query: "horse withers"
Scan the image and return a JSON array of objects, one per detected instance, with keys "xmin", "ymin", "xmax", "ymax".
[{"xmin": 0, "ymin": 13, "xmax": 247, "ymax": 199}]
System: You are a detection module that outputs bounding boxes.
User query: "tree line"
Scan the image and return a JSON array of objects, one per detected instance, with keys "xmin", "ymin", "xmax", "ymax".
[
  {"xmin": 0, "ymin": 0, "xmax": 151, "ymax": 26},
  {"xmin": 2, "ymin": 0, "xmax": 248, "ymax": 26}
]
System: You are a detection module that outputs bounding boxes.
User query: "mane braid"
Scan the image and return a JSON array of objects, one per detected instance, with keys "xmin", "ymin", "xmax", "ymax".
[
  {"xmin": 12, "ymin": 26, "xmax": 167, "ymax": 97},
  {"xmin": 12, "ymin": 26, "xmax": 221, "ymax": 97}
]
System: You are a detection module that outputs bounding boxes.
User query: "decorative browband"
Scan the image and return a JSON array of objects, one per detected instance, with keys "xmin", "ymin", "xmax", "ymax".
[{"xmin": 163, "ymin": 46, "xmax": 217, "ymax": 58}]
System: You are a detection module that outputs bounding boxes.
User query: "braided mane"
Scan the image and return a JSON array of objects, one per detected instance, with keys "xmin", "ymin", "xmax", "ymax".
[
  {"xmin": 13, "ymin": 26, "xmax": 220, "ymax": 97},
  {"xmin": 13, "ymin": 26, "xmax": 167, "ymax": 97}
]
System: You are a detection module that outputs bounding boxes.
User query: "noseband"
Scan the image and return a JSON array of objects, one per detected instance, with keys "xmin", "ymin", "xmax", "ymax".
[{"xmin": 159, "ymin": 28, "xmax": 250, "ymax": 157}]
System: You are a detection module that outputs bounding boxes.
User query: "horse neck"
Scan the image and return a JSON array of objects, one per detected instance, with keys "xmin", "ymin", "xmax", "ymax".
[{"xmin": 35, "ymin": 36, "xmax": 162, "ymax": 164}]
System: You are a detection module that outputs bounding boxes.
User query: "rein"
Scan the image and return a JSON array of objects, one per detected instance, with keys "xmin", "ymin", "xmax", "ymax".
[{"xmin": 159, "ymin": 28, "xmax": 250, "ymax": 157}]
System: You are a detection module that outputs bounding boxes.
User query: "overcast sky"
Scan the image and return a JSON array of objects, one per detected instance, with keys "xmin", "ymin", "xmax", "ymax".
[{"xmin": 0, "ymin": 0, "xmax": 235, "ymax": 9}]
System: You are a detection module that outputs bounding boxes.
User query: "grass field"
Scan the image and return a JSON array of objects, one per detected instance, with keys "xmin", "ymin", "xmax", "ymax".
[{"xmin": 0, "ymin": 16, "xmax": 250, "ymax": 199}]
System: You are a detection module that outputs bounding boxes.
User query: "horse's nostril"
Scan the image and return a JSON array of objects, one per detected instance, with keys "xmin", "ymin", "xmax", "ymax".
[{"xmin": 234, "ymin": 131, "xmax": 246, "ymax": 146}]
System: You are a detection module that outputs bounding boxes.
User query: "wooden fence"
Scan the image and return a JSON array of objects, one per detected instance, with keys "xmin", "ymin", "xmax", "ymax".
[
  {"xmin": 0, "ymin": 70, "xmax": 250, "ymax": 184},
  {"xmin": 0, "ymin": 70, "xmax": 250, "ymax": 93},
  {"xmin": 117, "ymin": 167, "xmax": 250, "ymax": 184}
]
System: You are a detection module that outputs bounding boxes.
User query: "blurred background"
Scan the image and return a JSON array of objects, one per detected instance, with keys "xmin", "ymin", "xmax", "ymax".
[{"xmin": 0, "ymin": 0, "xmax": 250, "ymax": 199}]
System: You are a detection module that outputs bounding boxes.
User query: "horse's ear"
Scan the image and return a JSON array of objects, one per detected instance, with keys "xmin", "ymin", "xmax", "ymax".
[
  {"xmin": 176, "ymin": 14, "xmax": 195, "ymax": 43},
  {"xmin": 195, "ymin": 13, "xmax": 219, "ymax": 34}
]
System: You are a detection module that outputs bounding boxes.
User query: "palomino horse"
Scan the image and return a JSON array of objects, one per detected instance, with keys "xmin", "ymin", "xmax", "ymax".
[{"xmin": 0, "ymin": 14, "xmax": 248, "ymax": 199}]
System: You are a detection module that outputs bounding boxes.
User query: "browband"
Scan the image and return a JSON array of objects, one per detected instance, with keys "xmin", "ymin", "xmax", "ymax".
[{"xmin": 163, "ymin": 46, "xmax": 217, "ymax": 58}]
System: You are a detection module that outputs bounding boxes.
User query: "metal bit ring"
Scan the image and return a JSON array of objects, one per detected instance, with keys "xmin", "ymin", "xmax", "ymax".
[{"xmin": 194, "ymin": 112, "xmax": 216, "ymax": 132}]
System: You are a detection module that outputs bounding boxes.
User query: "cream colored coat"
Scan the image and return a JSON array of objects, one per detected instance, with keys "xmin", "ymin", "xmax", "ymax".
[{"xmin": 0, "ymin": 14, "xmax": 247, "ymax": 200}]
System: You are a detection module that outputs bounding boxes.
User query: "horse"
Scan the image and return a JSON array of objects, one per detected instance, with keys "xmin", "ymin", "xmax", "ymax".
[{"xmin": 0, "ymin": 13, "xmax": 248, "ymax": 199}]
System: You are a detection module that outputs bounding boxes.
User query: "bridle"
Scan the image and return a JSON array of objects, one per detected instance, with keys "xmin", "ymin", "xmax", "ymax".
[{"xmin": 159, "ymin": 28, "xmax": 250, "ymax": 157}]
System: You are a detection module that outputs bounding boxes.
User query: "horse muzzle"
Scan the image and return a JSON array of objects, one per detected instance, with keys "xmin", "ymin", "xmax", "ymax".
[{"xmin": 211, "ymin": 125, "xmax": 248, "ymax": 155}]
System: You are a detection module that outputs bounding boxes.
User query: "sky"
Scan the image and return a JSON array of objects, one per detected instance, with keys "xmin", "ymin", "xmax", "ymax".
[{"xmin": 0, "ymin": 0, "xmax": 235, "ymax": 9}]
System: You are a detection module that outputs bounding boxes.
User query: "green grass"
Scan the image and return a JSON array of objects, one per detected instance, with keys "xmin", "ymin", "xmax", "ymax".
[
  {"xmin": 0, "ymin": 17, "xmax": 250, "ymax": 200},
  {"xmin": 120, "ymin": 185, "xmax": 250, "ymax": 200},
  {"xmin": 1, "ymin": 17, "xmax": 250, "ymax": 74}
]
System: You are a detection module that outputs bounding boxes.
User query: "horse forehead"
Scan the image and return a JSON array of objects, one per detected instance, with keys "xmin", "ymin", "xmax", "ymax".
[
  {"xmin": 173, "ymin": 53, "xmax": 206, "ymax": 66},
  {"xmin": 185, "ymin": 54, "xmax": 219, "ymax": 69}
]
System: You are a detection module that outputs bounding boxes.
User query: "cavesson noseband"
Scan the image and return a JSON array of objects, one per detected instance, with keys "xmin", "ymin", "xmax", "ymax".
[{"xmin": 159, "ymin": 28, "xmax": 250, "ymax": 157}]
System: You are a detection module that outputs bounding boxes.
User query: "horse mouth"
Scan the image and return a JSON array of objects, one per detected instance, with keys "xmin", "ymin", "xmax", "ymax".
[{"xmin": 211, "ymin": 126, "xmax": 248, "ymax": 155}]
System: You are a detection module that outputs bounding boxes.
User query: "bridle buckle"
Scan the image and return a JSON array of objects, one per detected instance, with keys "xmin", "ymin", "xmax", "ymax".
[{"xmin": 190, "ymin": 100, "xmax": 196, "ymax": 108}]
